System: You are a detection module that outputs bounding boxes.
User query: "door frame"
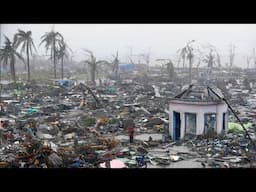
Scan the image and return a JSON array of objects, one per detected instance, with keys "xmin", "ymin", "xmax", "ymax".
[
  {"xmin": 173, "ymin": 111, "xmax": 181, "ymax": 140},
  {"xmin": 204, "ymin": 113, "xmax": 217, "ymax": 134}
]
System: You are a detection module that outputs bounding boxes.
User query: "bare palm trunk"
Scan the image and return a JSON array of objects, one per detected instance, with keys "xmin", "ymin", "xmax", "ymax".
[
  {"xmin": 0, "ymin": 58, "xmax": 8, "ymax": 102},
  {"xmin": 26, "ymin": 43, "xmax": 30, "ymax": 82},
  {"xmin": 182, "ymin": 58, "xmax": 185, "ymax": 68},
  {"xmin": 61, "ymin": 56, "xmax": 64, "ymax": 79},
  {"xmin": 91, "ymin": 68, "xmax": 95, "ymax": 84},
  {"xmin": 197, "ymin": 61, "xmax": 200, "ymax": 76},
  {"xmin": 53, "ymin": 40, "xmax": 57, "ymax": 78},
  {"xmin": 51, "ymin": 47, "xmax": 54, "ymax": 78},
  {"xmin": 4, "ymin": 58, "xmax": 7, "ymax": 80},
  {"xmin": 189, "ymin": 58, "xmax": 192, "ymax": 84},
  {"xmin": 115, "ymin": 63, "xmax": 118, "ymax": 78},
  {"xmin": 11, "ymin": 57, "xmax": 16, "ymax": 83}
]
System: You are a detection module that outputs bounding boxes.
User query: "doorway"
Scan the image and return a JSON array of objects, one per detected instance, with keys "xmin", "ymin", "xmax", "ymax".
[
  {"xmin": 173, "ymin": 111, "xmax": 181, "ymax": 140},
  {"xmin": 204, "ymin": 113, "xmax": 217, "ymax": 137}
]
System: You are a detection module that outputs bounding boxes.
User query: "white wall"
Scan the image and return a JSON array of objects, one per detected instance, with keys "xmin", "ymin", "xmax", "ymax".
[{"xmin": 169, "ymin": 101, "xmax": 228, "ymax": 139}]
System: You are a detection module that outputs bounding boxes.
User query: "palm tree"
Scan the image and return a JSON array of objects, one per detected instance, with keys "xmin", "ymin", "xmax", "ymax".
[
  {"xmin": 156, "ymin": 59, "xmax": 174, "ymax": 79},
  {"xmin": 0, "ymin": 36, "xmax": 24, "ymax": 83},
  {"xmin": 178, "ymin": 40, "xmax": 195, "ymax": 84},
  {"xmin": 112, "ymin": 51, "xmax": 119, "ymax": 78},
  {"xmin": 83, "ymin": 49, "xmax": 107, "ymax": 85},
  {"xmin": 203, "ymin": 50, "xmax": 216, "ymax": 79},
  {"xmin": 40, "ymin": 30, "xmax": 63, "ymax": 78},
  {"xmin": 13, "ymin": 29, "xmax": 37, "ymax": 82},
  {"xmin": 0, "ymin": 38, "xmax": 9, "ymax": 80},
  {"xmin": 208, "ymin": 44, "xmax": 221, "ymax": 68},
  {"xmin": 187, "ymin": 46, "xmax": 194, "ymax": 84},
  {"xmin": 56, "ymin": 41, "xmax": 71, "ymax": 79},
  {"xmin": 203, "ymin": 50, "xmax": 215, "ymax": 68},
  {"xmin": 179, "ymin": 47, "xmax": 187, "ymax": 68}
]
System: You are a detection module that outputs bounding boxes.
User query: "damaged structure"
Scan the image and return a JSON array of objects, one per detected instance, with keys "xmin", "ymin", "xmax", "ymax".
[{"xmin": 169, "ymin": 84, "xmax": 228, "ymax": 140}]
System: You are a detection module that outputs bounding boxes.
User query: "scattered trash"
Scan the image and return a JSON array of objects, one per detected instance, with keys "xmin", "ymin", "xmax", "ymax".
[
  {"xmin": 1, "ymin": 67, "xmax": 256, "ymax": 168},
  {"xmin": 170, "ymin": 155, "xmax": 180, "ymax": 162}
]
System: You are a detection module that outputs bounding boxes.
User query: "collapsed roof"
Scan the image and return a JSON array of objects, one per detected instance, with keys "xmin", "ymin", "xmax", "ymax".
[{"xmin": 173, "ymin": 84, "xmax": 224, "ymax": 103}]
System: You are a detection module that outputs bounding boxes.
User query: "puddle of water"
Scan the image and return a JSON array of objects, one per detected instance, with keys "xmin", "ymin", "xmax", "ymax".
[
  {"xmin": 147, "ymin": 145, "xmax": 202, "ymax": 168},
  {"xmin": 147, "ymin": 158, "xmax": 203, "ymax": 168},
  {"xmin": 115, "ymin": 133, "xmax": 163, "ymax": 141}
]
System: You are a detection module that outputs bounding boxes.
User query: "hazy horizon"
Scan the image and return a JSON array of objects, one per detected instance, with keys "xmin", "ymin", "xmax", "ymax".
[{"xmin": 1, "ymin": 24, "xmax": 256, "ymax": 68}]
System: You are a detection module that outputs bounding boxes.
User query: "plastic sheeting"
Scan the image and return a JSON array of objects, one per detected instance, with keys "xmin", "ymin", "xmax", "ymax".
[{"xmin": 100, "ymin": 159, "xmax": 127, "ymax": 168}]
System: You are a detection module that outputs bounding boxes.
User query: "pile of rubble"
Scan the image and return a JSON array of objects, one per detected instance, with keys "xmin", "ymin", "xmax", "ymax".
[{"xmin": 1, "ymin": 67, "xmax": 256, "ymax": 168}]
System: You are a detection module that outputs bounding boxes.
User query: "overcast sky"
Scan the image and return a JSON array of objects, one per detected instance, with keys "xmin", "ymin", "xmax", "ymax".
[{"xmin": 1, "ymin": 24, "xmax": 256, "ymax": 67}]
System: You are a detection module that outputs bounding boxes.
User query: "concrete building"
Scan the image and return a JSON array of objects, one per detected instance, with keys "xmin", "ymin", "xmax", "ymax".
[{"xmin": 169, "ymin": 84, "xmax": 228, "ymax": 140}]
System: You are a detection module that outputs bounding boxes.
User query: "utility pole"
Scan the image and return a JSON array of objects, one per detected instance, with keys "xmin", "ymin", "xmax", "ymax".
[{"xmin": 187, "ymin": 40, "xmax": 195, "ymax": 84}]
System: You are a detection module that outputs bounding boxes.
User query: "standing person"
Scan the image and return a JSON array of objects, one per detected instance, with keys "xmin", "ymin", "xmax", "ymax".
[
  {"xmin": 0, "ymin": 120, "xmax": 7, "ymax": 145},
  {"xmin": 105, "ymin": 158, "xmax": 111, "ymax": 168},
  {"xmin": 0, "ymin": 104, "xmax": 4, "ymax": 114},
  {"xmin": 0, "ymin": 120, "xmax": 4, "ymax": 145},
  {"xmin": 128, "ymin": 125, "xmax": 135, "ymax": 143}
]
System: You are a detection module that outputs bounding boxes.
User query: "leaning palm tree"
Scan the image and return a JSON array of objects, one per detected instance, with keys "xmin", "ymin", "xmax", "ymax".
[
  {"xmin": 83, "ymin": 49, "xmax": 107, "ymax": 85},
  {"xmin": 56, "ymin": 41, "xmax": 71, "ymax": 79},
  {"xmin": 156, "ymin": 59, "xmax": 174, "ymax": 79},
  {"xmin": 13, "ymin": 29, "xmax": 37, "ymax": 82},
  {"xmin": 40, "ymin": 30, "xmax": 63, "ymax": 78},
  {"xmin": 0, "ymin": 36, "xmax": 24, "ymax": 83},
  {"xmin": 207, "ymin": 44, "xmax": 221, "ymax": 68},
  {"xmin": 179, "ymin": 47, "xmax": 187, "ymax": 68},
  {"xmin": 203, "ymin": 50, "xmax": 215, "ymax": 68}
]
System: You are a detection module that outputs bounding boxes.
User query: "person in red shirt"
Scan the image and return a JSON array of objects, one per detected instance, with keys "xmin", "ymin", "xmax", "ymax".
[
  {"xmin": 128, "ymin": 126, "xmax": 135, "ymax": 143},
  {"xmin": 7, "ymin": 131, "xmax": 14, "ymax": 142}
]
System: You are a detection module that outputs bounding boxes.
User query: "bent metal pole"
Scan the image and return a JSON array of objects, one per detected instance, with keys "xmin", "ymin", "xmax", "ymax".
[{"xmin": 207, "ymin": 86, "xmax": 256, "ymax": 150}]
